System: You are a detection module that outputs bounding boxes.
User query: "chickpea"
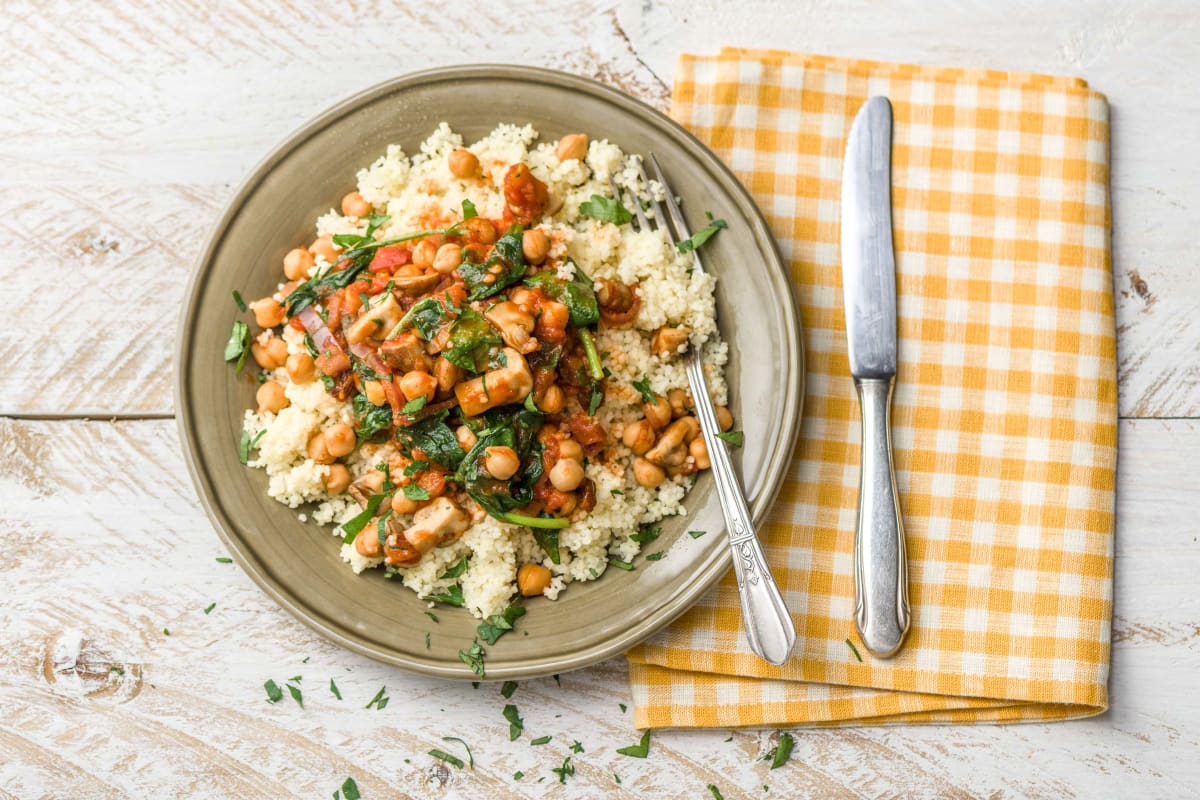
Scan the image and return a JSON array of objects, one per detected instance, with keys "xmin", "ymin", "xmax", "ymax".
[
  {"xmin": 308, "ymin": 234, "xmax": 340, "ymax": 265},
  {"xmin": 556, "ymin": 492, "xmax": 578, "ymax": 516},
  {"xmin": 633, "ymin": 457, "xmax": 666, "ymax": 488},
  {"xmin": 283, "ymin": 247, "xmax": 315, "ymax": 281},
  {"xmin": 668, "ymin": 388, "xmax": 692, "ymax": 419},
  {"xmin": 522, "ymin": 229, "xmax": 550, "ymax": 264},
  {"xmin": 364, "ymin": 379, "xmax": 386, "ymax": 407},
  {"xmin": 484, "ymin": 446, "xmax": 520, "ymax": 480},
  {"xmin": 464, "ymin": 216, "xmax": 496, "ymax": 244},
  {"xmin": 622, "ymin": 419, "xmax": 655, "ymax": 455},
  {"xmin": 518, "ymin": 563, "xmax": 552, "ymax": 597},
  {"xmin": 715, "ymin": 405, "xmax": 734, "ymax": 432},
  {"xmin": 256, "ymin": 380, "xmax": 288, "ymax": 414},
  {"xmin": 456, "ymin": 425, "xmax": 478, "ymax": 452},
  {"xmin": 325, "ymin": 463, "xmax": 352, "ymax": 495},
  {"xmin": 549, "ymin": 457, "xmax": 585, "ymax": 492},
  {"xmin": 538, "ymin": 384, "xmax": 565, "ymax": 413},
  {"xmin": 448, "ymin": 147, "xmax": 479, "ymax": 179},
  {"xmin": 643, "ymin": 395, "xmax": 672, "ymax": 429},
  {"xmin": 251, "ymin": 339, "xmax": 286, "ymax": 370},
  {"xmin": 399, "ymin": 370, "xmax": 437, "ymax": 404},
  {"xmin": 250, "ymin": 297, "xmax": 286, "ymax": 329},
  {"xmin": 557, "ymin": 439, "xmax": 583, "ymax": 462},
  {"xmin": 433, "ymin": 243, "xmax": 462, "ymax": 275},
  {"xmin": 412, "ymin": 238, "xmax": 438, "ymax": 269},
  {"xmin": 307, "ymin": 432, "xmax": 334, "ymax": 464},
  {"xmin": 556, "ymin": 133, "xmax": 589, "ymax": 162},
  {"xmin": 286, "ymin": 352, "xmax": 316, "ymax": 384},
  {"xmin": 354, "ymin": 528, "xmax": 382, "ymax": 558},
  {"xmin": 434, "ymin": 357, "xmax": 462, "ymax": 395},
  {"xmin": 341, "ymin": 191, "xmax": 372, "ymax": 218},
  {"xmin": 323, "ymin": 422, "xmax": 356, "ymax": 458},
  {"xmin": 690, "ymin": 437, "xmax": 711, "ymax": 470},
  {"xmin": 651, "ymin": 326, "xmax": 691, "ymax": 357},
  {"xmin": 391, "ymin": 491, "xmax": 422, "ymax": 515}
]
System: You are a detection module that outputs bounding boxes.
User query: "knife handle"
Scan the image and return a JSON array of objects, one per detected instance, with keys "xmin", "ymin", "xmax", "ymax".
[{"xmin": 852, "ymin": 377, "xmax": 910, "ymax": 658}]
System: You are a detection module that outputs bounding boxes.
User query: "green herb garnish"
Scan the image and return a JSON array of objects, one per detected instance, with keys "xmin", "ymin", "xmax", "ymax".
[
  {"xmin": 845, "ymin": 638, "xmax": 864, "ymax": 662},
  {"xmin": 503, "ymin": 704, "xmax": 523, "ymax": 740},
  {"xmin": 238, "ymin": 428, "xmax": 267, "ymax": 465},
  {"xmin": 286, "ymin": 682, "xmax": 303, "ymax": 707},
  {"xmin": 459, "ymin": 639, "xmax": 486, "ymax": 677},
  {"xmin": 707, "ymin": 784, "xmax": 726, "ymax": 800},
  {"xmin": 340, "ymin": 495, "xmax": 385, "ymax": 543},
  {"xmin": 458, "ymin": 224, "xmax": 526, "ymax": 300},
  {"xmin": 397, "ymin": 296, "xmax": 449, "ymax": 341},
  {"xmin": 645, "ymin": 552, "xmax": 665, "ymax": 561},
  {"xmin": 569, "ymin": 740, "xmax": 585, "ymax": 753},
  {"xmin": 264, "ymin": 679, "xmax": 282, "ymax": 704},
  {"xmin": 215, "ymin": 557, "xmax": 233, "ymax": 563},
  {"xmin": 530, "ymin": 735, "xmax": 552, "ymax": 746},
  {"xmin": 616, "ymin": 730, "xmax": 650, "ymax": 758},
  {"xmin": 442, "ymin": 736, "xmax": 474, "ymax": 768},
  {"xmin": 579, "ymin": 194, "xmax": 632, "ymax": 225},
  {"xmin": 402, "ymin": 484, "xmax": 431, "ymax": 501},
  {"xmin": 462, "ymin": 198, "xmax": 478, "ymax": 219},
  {"xmin": 338, "ymin": 777, "xmax": 360, "ymax": 800},
  {"xmin": 232, "ymin": 290, "xmax": 247, "ymax": 312},
  {"xmin": 203, "ymin": 602, "xmax": 216, "ymax": 615},
  {"xmin": 439, "ymin": 555, "xmax": 470, "ymax": 580},
  {"xmin": 766, "ymin": 732, "xmax": 794, "ymax": 769},
  {"xmin": 688, "ymin": 530, "xmax": 707, "ymax": 539},
  {"xmin": 501, "ymin": 680, "xmax": 518, "ymax": 699},
  {"xmin": 608, "ymin": 557, "xmax": 635, "ymax": 571},
  {"xmin": 513, "ymin": 771, "xmax": 524, "ymax": 780},
  {"xmin": 630, "ymin": 527, "xmax": 660, "ymax": 544},
  {"xmin": 676, "ymin": 213, "xmax": 728, "ymax": 253},
  {"xmin": 364, "ymin": 685, "xmax": 389, "ymax": 710},
  {"xmin": 424, "ymin": 610, "xmax": 439, "ymax": 623},
  {"xmin": 425, "ymin": 584, "xmax": 465, "ymax": 607},
  {"xmin": 716, "ymin": 430, "xmax": 744, "ymax": 448},
  {"xmin": 330, "ymin": 679, "xmax": 342, "ymax": 700},
  {"xmin": 477, "ymin": 604, "xmax": 527, "ymax": 645},
  {"xmin": 631, "ymin": 375, "xmax": 656, "ymax": 403},
  {"xmin": 223, "ymin": 320, "xmax": 250, "ymax": 374},
  {"xmin": 401, "ymin": 395, "xmax": 428, "ymax": 414},
  {"xmin": 552, "ymin": 756, "xmax": 575, "ymax": 784},
  {"xmin": 428, "ymin": 749, "xmax": 464, "ymax": 769}
]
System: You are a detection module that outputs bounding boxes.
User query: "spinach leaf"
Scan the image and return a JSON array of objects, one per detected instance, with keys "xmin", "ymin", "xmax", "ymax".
[
  {"xmin": 443, "ymin": 308, "xmax": 503, "ymax": 373},
  {"xmin": 352, "ymin": 393, "xmax": 392, "ymax": 442},
  {"xmin": 534, "ymin": 530, "xmax": 561, "ymax": 564},
  {"xmin": 398, "ymin": 296, "xmax": 448, "ymax": 341},
  {"xmin": 341, "ymin": 495, "xmax": 385, "ymax": 543},
  {"xmin": 455, "ymin": 409, "xmax": 544, "ymax": 520},
  {"xmin": 395, "ymin": 412, "xmax": 465, "ymax": 471},
  {"xmin": 524, "ymin": 262, "xmax": 599, "ymax": 327},
  {"xmin": 458, "ymin": 225, "xmax": 526, "ymax": 301},
  {"xmin": 579, "ymin": 194, "xmax": 632, "ymax": 225}
]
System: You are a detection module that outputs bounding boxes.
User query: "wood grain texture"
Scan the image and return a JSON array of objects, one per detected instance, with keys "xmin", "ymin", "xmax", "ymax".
[
  {"xmin": 2, "ymin": 0, "xmax": 1199, "ymax": 797},
  {"xmin": 1, "ymin": 418, "xmax": 1197, "ymax": 798}
]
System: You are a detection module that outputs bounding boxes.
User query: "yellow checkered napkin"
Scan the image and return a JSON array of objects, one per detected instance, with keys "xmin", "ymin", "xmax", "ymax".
[{"xmin": 626, "ymin": 49, "xmax": 1116, "ymax": 728}]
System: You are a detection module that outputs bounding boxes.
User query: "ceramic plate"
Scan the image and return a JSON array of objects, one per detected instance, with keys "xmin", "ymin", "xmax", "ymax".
[{"xmin": 176, "ymin": 65, "xmax": 804, "ymax": 679}]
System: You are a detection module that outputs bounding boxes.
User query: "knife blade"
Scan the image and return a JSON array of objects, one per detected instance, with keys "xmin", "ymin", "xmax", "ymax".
[{"xmin": 840, "ymin": 96, "xmax": 911, "ymax": 658}]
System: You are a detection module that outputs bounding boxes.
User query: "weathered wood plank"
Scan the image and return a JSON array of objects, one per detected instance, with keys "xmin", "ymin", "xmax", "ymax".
[{"xmin": 0, "ymin": 417, "xmax": 1196, "ymax": 798}]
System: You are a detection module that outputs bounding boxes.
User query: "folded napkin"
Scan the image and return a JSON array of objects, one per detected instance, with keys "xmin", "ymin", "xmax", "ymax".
[{"xmin": 626, "ymin": 49, "xmax": 1116, "ymax": 728}]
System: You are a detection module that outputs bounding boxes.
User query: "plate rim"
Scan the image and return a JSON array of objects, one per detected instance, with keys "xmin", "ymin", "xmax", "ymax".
[{"xmin": 174, "ymin": 63, "xmax": 805, "ymax": 679}]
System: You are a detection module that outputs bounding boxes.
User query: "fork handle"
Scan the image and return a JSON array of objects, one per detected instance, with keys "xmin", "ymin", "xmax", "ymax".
[
  {"xmin": 688, "ymin": 355, "xmax": 796, "ymax": 666},
  {"xmin": 853, "ymin": 377, "xmax": 910, "ymax": 658}
]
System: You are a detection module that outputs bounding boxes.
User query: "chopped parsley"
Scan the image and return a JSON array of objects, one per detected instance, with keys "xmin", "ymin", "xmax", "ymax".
[
  {"xmin": 442, "ymin": 736, "xmax": 474, "ymax": 768},
  {"xmin": 329, "ymin": 678, "xmax": 342, "ymax": 700},
  {"xmin": 425, "ymin": 632, "xmax": 431, "ymax": 649},
  {"xmin": 500, "ymin": 680, "xmax": 518, "ymax": 699},
  {"xmin": 428, "ymin": 748, "xmax": 464, "ymax": 769},
  {"xmin": 616, "ymin": 730, "xmax": 650, "ymax": 758},
  {"xmin": 337, "ymin": 777, "xmax": 360, "ymax": 800},
  {"xmin": 845, "ymin": 638, "xmax": 864, "ymax": 662},
  {"xmin": 618, "ymin": 703, "xmax": 627, "ymax": 713},
  {"xmin": 401, "ymin": 395, "xmax": 428, "ymax": 414},
  {"xmin": 530, "ymin": 735, "xmax": 552, "ymax": 746},
  {"xmin": 707, "ymin": 783, "xmax": 726, "ymax": 800},
  {"xmin": 232, "ymin": 289, "xmax": 247, "ymax": 312},
  {"xmin": 223, "ymin": 320, "xmax": 250, "ymax": 374},
  {"xmin": 579, "ymin": 193, "xmax": 632, "ymax": 225},
  {"xmin": 766, "ymin": 732, "xmax": 795, "ymax": 769},
  {"xmin": 215, "ymin": 557, "xmax": 233, "ymax": 563},
  {"xmin": 424, "ymin": 610, "xmax": 440, "ymax": 623},
  {"xmin": 569, "ymin": 740, "xmax": 585, "ymax": 753},
  {"xmin": 203, "ymin": 602, "xmax": 215, "ymax": 615},
  {"xmin": 477, "ymin": 604, "xmax": 526, "ymax": 645},
  {"xmin": 459, "ymin": 639, "xmax": 486, "ymax": 677},
  {"xmin": 402, "ymin": 483, "xmax": 431, "ymax": 501},
  {"xmin": 630, "ymin": 527, "xmax": 660, "ymax": 544},
  {"xmin": 716, "ymin": 430, "xmax": 744, "ymax": 448},
  {"xmin": 688, "ymin": 530, "xmax": 707, "ymax": 539},
  {"xmin": 645, "ymin": 552, "xmax": 665, "ymax": 561},
  {"xmin": 513, "ymin": 771, "xmax": 524, "ymax": 780},
  {"xmin": 162, "ymin": 628, "xmax": 170, "ymax": 636},
  {"xmin": 238, "ymin": 428, "xmax": 266, "ymax": 465},
  {"xmin": 676, "ymin": 213, "xmax": 728, "ymax": 254},
  {"xmin": 552, "ymin": 756, "xmax": 575, "ymax": 783},
  {"xmin": 286, "ymin": 681, "xmax": 303, "ymax": 708},
  {"xmin": 503, "ymin": 704, "xmax": 524, "ymax": 740},
  {"xmin": 405, "ymin": 460, "xmax": 430, "ymax": 477},
  {"xmin": 425, "ymin": 584, "xmax": 465, "ymax": 607},
  {"xmin": 264, "ymin": 679, "xmax": 282, "ymax": 704},
  {"xmin": 631, "ymin": 375, "xmax": 656, "ymax": 403},
  {"xmin": 462, "ymin": 198, "xmax": 478, "ymax": 220},
  {"xmin": 340, "ymin": 495, "xmax": 385, "ymax": 543},
  {"xmin": 608, "ymin": 557, "xmax": 635, "ymax": 571},
  {"xmin": 364, "ymin": 685, "xmax": 389, "ymax": 710}
]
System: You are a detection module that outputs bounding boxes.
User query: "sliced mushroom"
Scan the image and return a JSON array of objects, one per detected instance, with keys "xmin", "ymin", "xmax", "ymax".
[
  {"xmin": 347, "ymin": 470, "xmax": 385, "ymax": 507},
  {"xmin": 454, "ymin": 347, "xmax": 534, "ymax": 417},
  {"xmin": 402, "ymin": 497, "xmax": 470, "ymax": 554},
  {"xmin": 484, "ymin": 301, "xmax": 537, "ymax": 353},
  {"xmin": 390, "ymin": 272, "xmax": 441, "ymax": 296},
  {"xmin": 379, "ymin": 331, "xmax": 433, "ymax": 373},
  {"xmin": 346, "ymin": 293, "xmax": 403, "ymax": 345}
]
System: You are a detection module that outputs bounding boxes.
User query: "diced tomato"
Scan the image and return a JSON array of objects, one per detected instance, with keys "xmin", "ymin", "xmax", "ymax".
[
  {"xmin": 502, "ymin": 163, "xmax": 549, "ymax": 226},
  {"xmin": 289, "ymin": 316, "xmax": 306, "ymax": 332},
  {"xmin": 416, "ymin": 470, "xmax": 446, "ymax": 499},
  {"xmin": 368, "ymin": 245, "xmax": 411, "ymax": 273},
  {"xmin": 369, "ymin": 272, "xmax": 393, "ymax": 294}
]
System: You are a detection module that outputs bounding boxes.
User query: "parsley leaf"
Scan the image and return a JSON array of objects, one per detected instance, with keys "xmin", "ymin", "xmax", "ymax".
[
  {"xmin": 215, "ymin": 556, "xmax": 233, "ymax": 563},
  {"xmin": 477, "ymin": 605, "xmax": 527, "ymax": 645},
  {"xmin": 845, "ymin": 638, "xmax": 864, "ymax": 662},
  {"xmin": 631, "ymin": 375, "xmax": 656, "ymax": 403},
  {"xmin": 442, "ymin": 736, "xmax": 474, "ymax": 768},
  {"xmin": 424, "ymin": 610, "xmax": 439, "ymax": 623},
  {"xmin": 428, "ymin": 748, "xmax": 464, "ymax": 769},
  {"xmin": 264, "ymin": 679, "xmax": 282, "ymax": 704},
  {"xmin": 401, "ymin": 395, "xmax": 428, "ymax": 414},
  {"xmin": 439, "ymin": 555, "xmax": 470, "ymax": 580},
  {"xmin": 530, "ymin": 735, "xmax": 552, "ymax": 746},
  {"xmin": 340, "ymin": 777, "xmax": 360, "ymax": 800},
  {"xmin": 688, "ymin": 530, "xmax": 707, "ymax": 539},
  {"xmin": 707, "ymin": 784, "xmax": 726, "ymax": 800},
  {"xmin": 645, "ymin": 552, "xmax": 665, "ymax": 561},
  {"xmin": 579, "ymin": 194, "xmax": 632, "ymax": 225},
  {"xmin": 425, "ymin": 584, "xmax": 465, "ymax": 607},
  {"xmin": 616, "ymin": 730, "xmax": 650, "ymax": 757},
  {"xmin": 676, "ymin": 213, "xmax": 728, "ymax": 253},
  {"xmin": 766, "ymin": 732, "xmax": 794, "ymax": 769},
  {"xmin": 462, "ymin": 198, "xmax": 478, "ymax": 220},
  {"xmin": 232, "ymin": 290, "xmax": 247, "ymax": 312},
  {"xmin": 364, "ymin": 685, "xmax": 389, "ymax": 710},
  {"xmin": 569, "ymin": 740, "xmax": 585, "ymax": 753},
  {"xmin": 340, "ymin": 495, "xmax": 385, "ymax": 543},
  {"xmin": 500, "ymin": 680, "xmax": 518, "ymax": 699},
  {"xmin": 238, "ymin": 428, "xmax": 266, "ymax": 465},
  {"xmin": 203, "ymin": 602, "xmax": 216, "ymax": 614},
  {"xmin": 286, "ymin": 682, "xmax": 303, "ymax": 708},
  {"xmin": 630, "ymin": 527, "xmax": 660, "ymax": 544},
  {"xmin": 502, "ymin": 703, "xmax": 523, "ymax": 740},
  {"xmin": 513, "ymin": 771, "xmax": 524, "ymax": 780},
  {"xmin": 608, "ymin": 557, "xmax": 635, "ymax": 571},
  {"xmin": 459, "ymin": 639, "xmax": 486, "ymax": 677},
  {"xmin": 552, "ymin": 756, "xmax": 575, "ymax": 784},
  {"xmin": 223, "ymin": 320, "xmax": 250, "ymax": 374},
  {"xmin": 402, "ymin": 484, "xmax": 431, "ymax": 501},
  {"xmin": 716, "ymin": 430, "xmax": 744, "ymax": 448},
  {"xmin": 329, "ymin": 678, "xmax": 342, "ymax": 700},
  {"xmin": 398, "ymin": 296, "xmax": 449, "ymax": 341}
]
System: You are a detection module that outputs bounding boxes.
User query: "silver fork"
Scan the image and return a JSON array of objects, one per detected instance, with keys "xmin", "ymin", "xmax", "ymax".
[{"xmin": 610, "ymin": 156, "xmax": 797, "ymax": 666}]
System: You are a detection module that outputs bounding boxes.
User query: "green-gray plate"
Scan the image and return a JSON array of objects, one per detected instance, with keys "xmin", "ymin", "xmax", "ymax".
[{"xmin": 176, "ymin": 65, "xmax": 804, "ymax": 680}]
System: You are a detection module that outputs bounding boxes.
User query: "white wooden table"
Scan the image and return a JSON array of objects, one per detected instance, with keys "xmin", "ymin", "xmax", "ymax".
[{"xmin": 3, "ymin": 1, "xmax": 1198, "ymax": 797}]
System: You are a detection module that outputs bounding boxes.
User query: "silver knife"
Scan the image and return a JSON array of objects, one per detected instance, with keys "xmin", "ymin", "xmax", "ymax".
[{"xmin": 840, "ymin": 96, "xmax": 911, "ymax": 658}]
